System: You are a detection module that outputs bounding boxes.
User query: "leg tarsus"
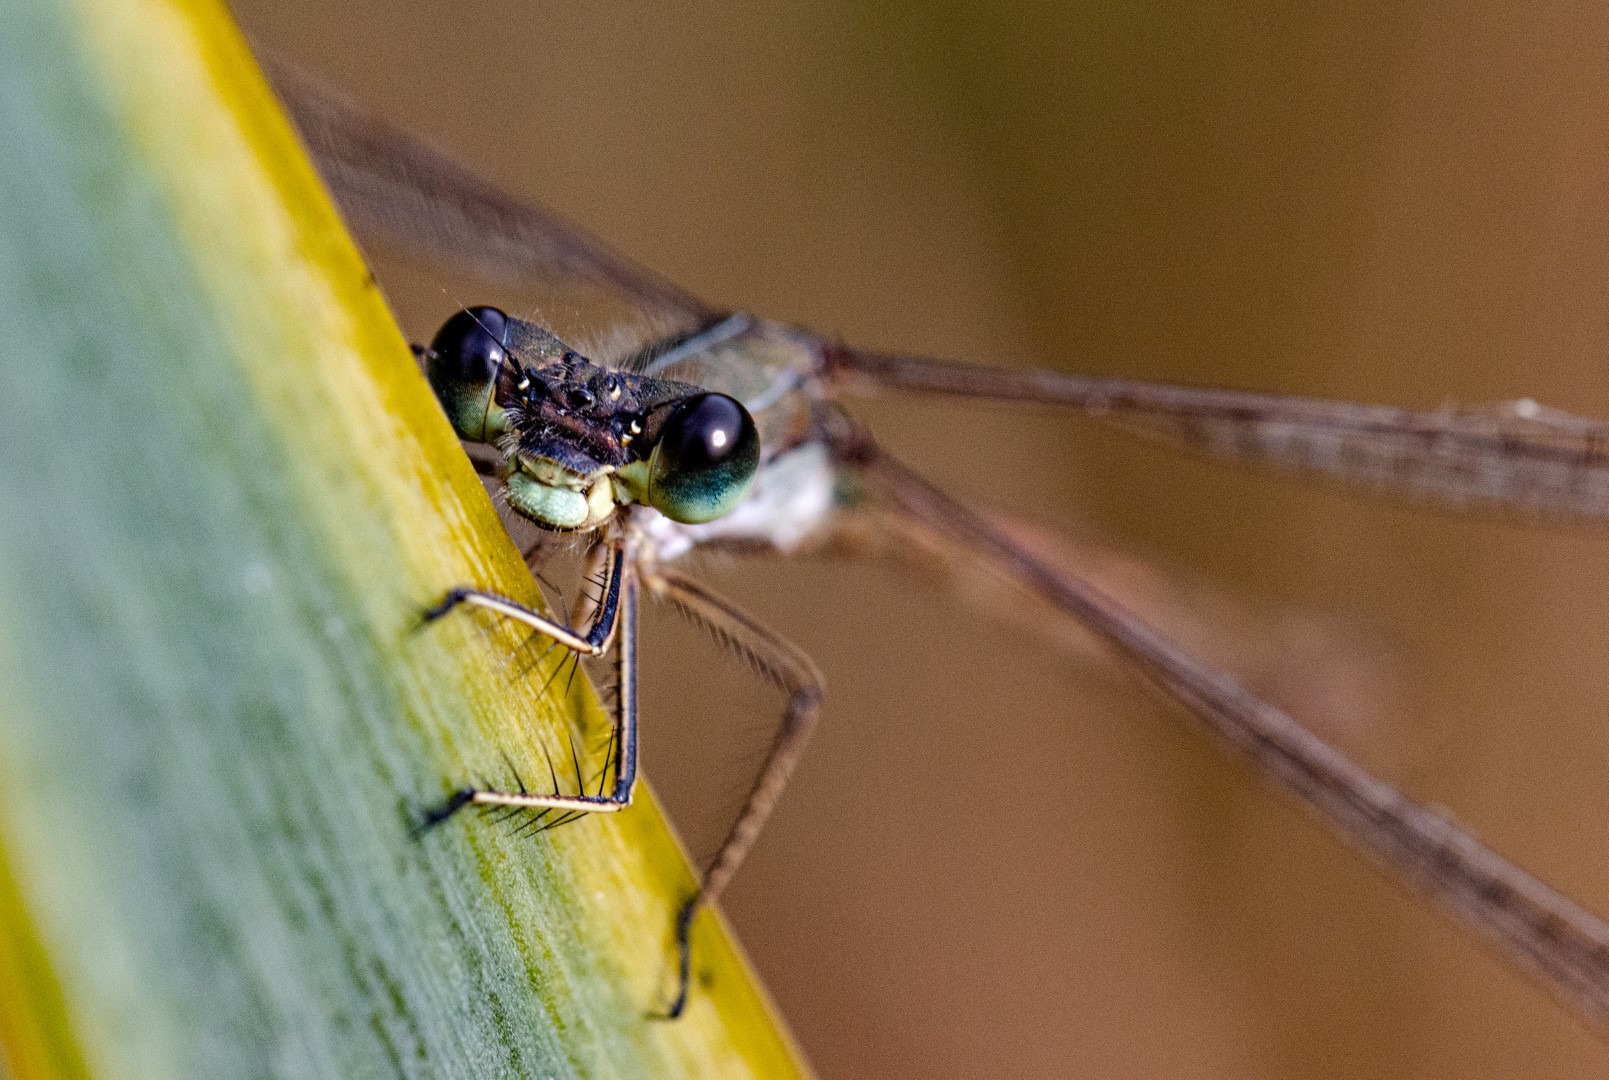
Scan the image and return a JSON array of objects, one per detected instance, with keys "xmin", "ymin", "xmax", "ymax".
[
  {"xmin": 421, "ymin": 587, "xmax": 471, "ymax": 624},
  {"xmin": 413, "ymin": 787, "xmax": 475, "ymax": 837},
  {"xmin": 653, "ymin": 896, "xmax": 700, "ymax": 1021}
]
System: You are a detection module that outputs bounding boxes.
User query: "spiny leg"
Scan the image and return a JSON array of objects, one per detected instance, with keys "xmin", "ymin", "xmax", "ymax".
[
  {"xmin": 420, "ymin": 541, "xmax": 640, "ymax": 826},
  {"xmin": 422, "ymin": 539, "xmax": 626, "ymax": 656},
  {"xmin": 641, "ymin": 568, "xmax": 823, "ymax": 1019},
  {"xmin": 567, "ymin": 538, "xmax": 614, "ymax": 630}
]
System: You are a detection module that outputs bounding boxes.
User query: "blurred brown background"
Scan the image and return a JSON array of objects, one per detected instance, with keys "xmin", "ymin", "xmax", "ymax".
[{"xmin": 235, "ymin": 2, "xmax": 1609, "ymax": 1076}]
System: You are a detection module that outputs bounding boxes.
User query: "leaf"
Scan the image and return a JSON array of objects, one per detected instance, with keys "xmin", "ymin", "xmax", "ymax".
[{"xmin": 0, "ymin": 0, "xmax": 804, "ymax": 1075}]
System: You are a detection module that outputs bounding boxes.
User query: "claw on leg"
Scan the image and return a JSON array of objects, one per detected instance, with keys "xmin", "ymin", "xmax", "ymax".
[
  {"xmin": 414, "ymin": 787, "xmax": 475, "ymax": 837},
  {"xmin": 655, "ymin": 897, "xmax": 700, "ymax": 1021}
]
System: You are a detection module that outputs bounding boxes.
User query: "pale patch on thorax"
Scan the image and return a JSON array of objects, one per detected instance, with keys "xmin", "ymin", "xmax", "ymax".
[{"xmin": 633, "ymin": 442, "xmax": 837, "ymax": 565}]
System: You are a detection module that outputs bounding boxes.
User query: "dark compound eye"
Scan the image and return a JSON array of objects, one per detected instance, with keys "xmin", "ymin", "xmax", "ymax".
[
  {"xmin": 425, "ymin": 306, "xmax": 510, "ymax": 442},
  {"xmin": 646, "ymin": 393, "xmax": 759, "ymax": 524}
]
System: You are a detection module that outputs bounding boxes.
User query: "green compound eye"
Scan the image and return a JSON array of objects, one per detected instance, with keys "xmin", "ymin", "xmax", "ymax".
[
  {"xmin": 425, "ymin": 306, "xmax": 511, "ymax": 442},
  {"xmin": 646, "ymin": 393, "xmax": 760, "ymax": 524}
]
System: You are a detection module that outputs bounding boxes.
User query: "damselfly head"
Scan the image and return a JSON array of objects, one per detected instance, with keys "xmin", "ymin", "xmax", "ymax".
[{"xmin": 424, "ymin": 307, "xmax": 760, "ymax": 532}]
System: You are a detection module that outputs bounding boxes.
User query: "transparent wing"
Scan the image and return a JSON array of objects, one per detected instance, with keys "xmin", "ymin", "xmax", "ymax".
[
  {"xmin": 830, "ymin": 347, "xmax": 1609, "ymax": 521},
  {"xmin": 264, "ymin": 55, "xmax": 1609, "ymax": 523},
  {"xmin": 839, "ymin": 424, "xmax": 1609, "ymax": 1037},
  {"xmin": 261, "ymin": 55, "xmax": 714, "ymax": 335}
]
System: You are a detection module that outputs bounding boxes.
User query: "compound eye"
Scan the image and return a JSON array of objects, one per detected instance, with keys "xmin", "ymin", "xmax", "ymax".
[
  {"xmin": 646, "ymin": 393, "xmax": 760, "ymax": 524},
  {"xmin": 426, "ymin": 306, "xmax": 510, "ymax": 442}
]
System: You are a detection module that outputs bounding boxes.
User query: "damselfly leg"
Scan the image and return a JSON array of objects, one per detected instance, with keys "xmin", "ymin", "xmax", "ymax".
[
  {"xmin": 640, "ymin": 568, "xmax": 823, "ymax": 1018},
  {"xmin": 423, "ymin": 540, "xmax": 819, "ymax": 1019},
  {"xmin": 421, "ymin": 538, "xmax": 640, "ymax": 821}
]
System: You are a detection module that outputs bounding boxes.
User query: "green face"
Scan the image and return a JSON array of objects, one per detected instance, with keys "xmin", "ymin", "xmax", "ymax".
[
  {"xmin": 422, "ymin": 307, "xmax": 761, "ymax": 532},
  {"xmin": 504, "ymin": 458, "xmax": 617, "ymax": 532}
]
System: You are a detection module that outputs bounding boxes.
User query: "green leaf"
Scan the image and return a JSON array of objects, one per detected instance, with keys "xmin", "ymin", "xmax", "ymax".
[{"xmin": 0, "ymin": 0, "xmax": 806, "ymax": 1075}]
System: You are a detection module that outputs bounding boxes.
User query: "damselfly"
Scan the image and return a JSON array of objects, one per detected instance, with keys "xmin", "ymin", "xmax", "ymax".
[{"xmin": 265, "ymin": 56, "xmax": 1609, "ymax": 1031}]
